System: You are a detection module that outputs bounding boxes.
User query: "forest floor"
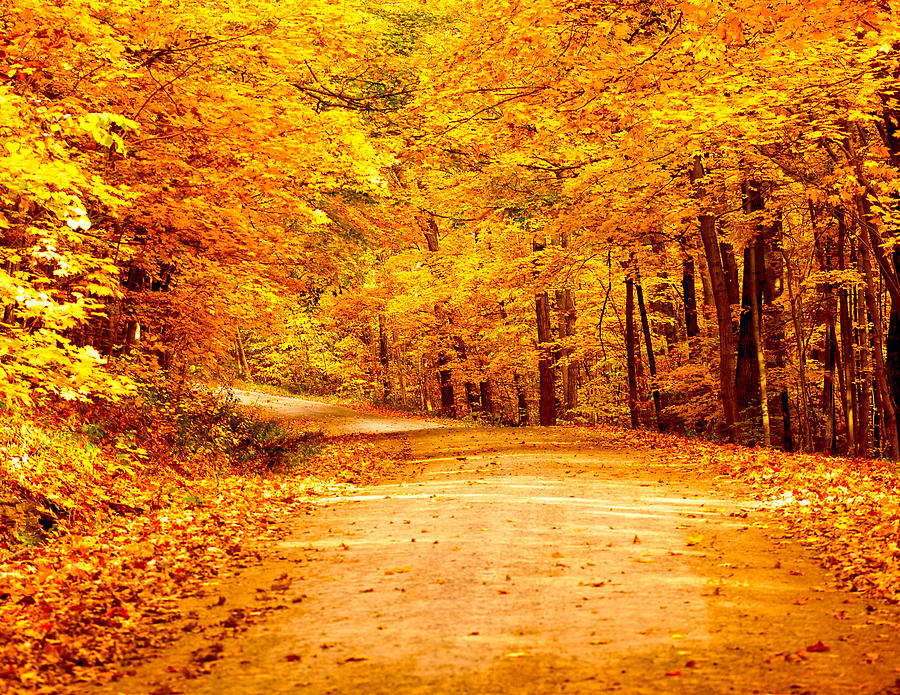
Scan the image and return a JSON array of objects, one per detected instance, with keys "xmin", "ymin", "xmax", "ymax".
[{"xmin": 66, "ymin": 394, "xmax": 900, "ymax": 695}]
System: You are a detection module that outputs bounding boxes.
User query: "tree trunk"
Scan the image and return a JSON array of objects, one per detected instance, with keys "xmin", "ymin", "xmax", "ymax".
[
  {"xmin": 837, "ymin": 225, "xmax": 858, "ymax": 455},
  {"xmin": 691, "ymin": 156, "xmax": 737, "ymax": 441},
  {"xmin": 824, "ymin": 324, "xmax": 837, "ymax": 454},
  {"xmin": 625, "ymin": 274, "xmax": 639, "ymax": 428},
  {"xmin": 535, "ymin": 291, "xmax": 557, "ymax": 426},
  {"xmin": 635, "ymin": 271, "xmax": 661, "ymax": 430},
  {"xmin": 480, "ymin": 380, "xmax": 494, "ymax": 416},
  {"xmin": 438, "ymin": 355, "xmax": 455, "ymax": 418},
  {"xmin": 860, "ymin": 239, "xmax": 899, "ymax": 458},
  {"xmin": 554, "ymin": 289, "xmax": 578, "ymax": 412},
  {"xmin": 682, "ymin": 253, "xmax": 700, "ymax": 346},
  {"xmin": 748, "ymin": 243, "xmax": 771, "ymax": 446},
  {"xmin": 393, "ymin": 327, "xmax": 408, "ymax": 407},
  {"xmin": 514, "ymin": 372, "xmax": 530, "ymax": 425},
  {"xmin": 721, "ymin": 241, "xmax": 740, "ymax": 309},
  {"xmin": 378, "ymin": 314, "xmax": 390, "ymax": 403},
  {"xmin": 235, "ymin": 328, "xmax": 250, "ymax": 380},
  {"xmin": 422, "ymin": 216, "xmax": 457, "ymax": 417},
  {"xmin": 735, "ymin": 243, "xmax": 761, "ymax": 414},
  {"xmin": 856, "ymin": 279, "xmax": 871, "ymax": 458}
]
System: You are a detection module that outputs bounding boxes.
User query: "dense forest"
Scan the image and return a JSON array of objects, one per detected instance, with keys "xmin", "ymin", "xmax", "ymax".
[
  {"xmin": 8, "ymin": 2, "xmax": 900, "ymax": 691},
  {"xmin": 4, "ymin": 0, "xmax": 900, "ymax": 457}
]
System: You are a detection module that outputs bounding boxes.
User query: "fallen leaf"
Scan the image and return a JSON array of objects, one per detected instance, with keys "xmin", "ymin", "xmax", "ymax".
[
  {"xmin": 384, "ymin": 566, "xmax": 412, "ymax": 575},
  {"xmin": 341, "ymin": 655, "xmax": 369, "ymax": 663},
  {"xmin": 806, "ymin": 641, "xmax": 830, "ymax": 653}
]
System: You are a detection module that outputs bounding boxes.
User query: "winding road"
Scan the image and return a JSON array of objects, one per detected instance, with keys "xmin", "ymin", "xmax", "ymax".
[{"xmin": 98, "ymin": 394, "xmax": 900, "ymax": 695}]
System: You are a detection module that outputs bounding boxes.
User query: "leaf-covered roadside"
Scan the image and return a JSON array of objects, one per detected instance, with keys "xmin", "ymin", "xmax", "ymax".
[
  {"xmin": 0, "ymin": 431, "xmax": 400, "ymax": 694},
  {"xmin": 708, "ymin": 447, "xmax": 900, "ymax": 602},
  {"xmin": 584, "ymin": 426, "xmax": 900, "ymax": 604}
]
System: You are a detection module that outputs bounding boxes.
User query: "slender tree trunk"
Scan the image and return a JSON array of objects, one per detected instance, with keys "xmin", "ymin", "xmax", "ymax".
[
  {"xmin": 783, "ymin": 242, "xmax": 810, "ymax": 450},
  {"xmin": 860, "ymin": 240, "xmax": 899, "ymax": 458},
  {"xmin": 625, "ymin": 274, "xmax": 639, "ymax": 429},
  {"xmin": 560, "ymin": 289, "xmax": 578, "ymax": 411},
  {"xmin": 393, "ymin": 327, "xmax": 407, "ymax": 407},
  {"xmin": 735, "ymin": 243, "xmax": 761, "ymax": 413},
  {"xmin": 636, "ymin": 271, "xmax": 661, "ymax": 430},
  {"xmin": 721, "ymin": 241, "xmax": 740, "ymax": 309},
  {"xmin": 514, "ymin": 372, "xmax": 530, "ymax": 425},
  {"xmin": 698, "ymin": 254, "xmax": 715, "ymax": 322},
  {"xmin": 682, "ymin": 253, "xmax": 700, "ymax": 348},
  {"xmin": 824, "ymin": 324, "xmax": 837, "ymax": 454},
  {"xmin": 698, "ymin": 214, "xmax": 738, "ymax": 440},
  {"xmin": 451, "ymin": 335, "xmax": 480, "ymax": 413},
  {"xmin": 480, "ymin": 380, "xmax": 494, "ymax": 416},
  {"xmin": 438, "ymin": 354, "xmax": 455, "ymax": 417},
  {"xmin": 748, "ymin": 244, "xmax": 771, "ymax": 446},
  {"xmin": 837, "ymin": 227, "xmax": 858, "ymax": 455},
  {"xmin": 378, "ymin": 314, "xmax": 390, "ymax": 403},
  {"xmin": 422, "ymin": 216, "xmax": 456, "ymax": 417},
  {"xmin": 856, "ymin": 279, "xmax": 871, "ymax": 457},
  {"xmin": 536, "ymin": 291, "xmax": 556, "ymax": 426},
  {"xmin": 235, "ymin": 328, "xmax": 250, "ymax": 379}
]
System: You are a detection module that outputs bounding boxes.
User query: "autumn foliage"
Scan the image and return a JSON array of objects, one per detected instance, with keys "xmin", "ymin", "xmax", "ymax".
[
  {"xmin": 4, "ymin": 0, "xmax": 900, "ymax": 689},
  {"xmin": 3, "ymin": 0, "xmax": 900, "ymax": 451}
]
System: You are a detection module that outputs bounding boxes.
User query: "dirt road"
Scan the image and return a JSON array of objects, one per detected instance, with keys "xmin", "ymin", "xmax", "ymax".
[{"xmin": 97, "ymin": 399, "xmax": 900, "ymax": 695}]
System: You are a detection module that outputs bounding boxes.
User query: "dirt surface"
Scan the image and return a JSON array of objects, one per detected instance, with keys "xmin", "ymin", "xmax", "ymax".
[
  {"xmin": 230, "ymin": 389, "xmax": 443, "ymax": 435},
  {"xmin": 92, "ymin": 398, "xmax": 900, "ymax": 695}
]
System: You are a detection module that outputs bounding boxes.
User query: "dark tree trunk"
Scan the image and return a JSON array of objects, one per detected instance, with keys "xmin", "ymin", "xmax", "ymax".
[
  {"xmin": 514, "ymin": 372, "xmax": 530, "ymax": 425},
  {"xmin": 735, "ymin": 243, "xmax": 761, "ymax": 414},
  {"xmin": 635, "ymin": 272, "xmax": 661, "ymax": 430},
  {"xmin": 480, "ymin": 380, "xmax": 494, "ymax": 416},
  {"xmin": 378, "ymin": 314, "xmax": 390, "ymax": 403},
  {"xmin": 555, "ymin": 289, "xmax": 578, "ymax": 412},
  {"xmin": 438, "ymin": 356, "xmax": 455, "ymax": 418},
  {"xmin": 682, "ymin": 254, "xmax": 700, "ymax": 343},
  {"xmin": 721, "ymin": 242, "xmax": 740, "ymax": 309},
  {"xmin": 856, "ymin": 280, "xmax": 871, "ymax": 457},
  {"xmin": 824, "ymin": 324, "xmax": 838, "ymax": 454},
  {"xmin": 837, "ymin": 221, "xmax": 858, "ymax": 455},
  {"xmin": 860, "ymin": 239, "xmax": 899, "ymax": 458},
  {"xmin": 536, "ymin": 291, "xmax": 556, "ymax": 426},
  {"xmin": 691, "ymin": 156, "xmax": 737, "ymax": 441},
  {"xmin": 235, "ymin": 328, "xmax": 250, "ymax": 380},
  {"xmin": 625, "ymin": 275, "xmax": 639, "ymax": 429}
]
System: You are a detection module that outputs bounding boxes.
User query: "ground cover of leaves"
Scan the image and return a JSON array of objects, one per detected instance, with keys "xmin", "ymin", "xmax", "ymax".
[
  {"xmin": 3, "ymin": 420, "xmax": 899, "ymax": 693},
  {"xmin": 0, "ymin": 434, "xmax": 401, "ymax": 695},
  {"xmin": 580, "ymin": 426, "xmax": 900, "ymax": 604}
]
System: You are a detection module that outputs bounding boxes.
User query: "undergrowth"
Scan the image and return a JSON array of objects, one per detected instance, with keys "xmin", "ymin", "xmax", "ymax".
[{"xmin": 0, "ymin": 383, "xmax": 322, "ymax": 551}]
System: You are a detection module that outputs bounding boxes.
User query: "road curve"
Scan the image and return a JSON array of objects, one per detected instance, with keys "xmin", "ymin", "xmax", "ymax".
[{"xmin": 230, "ymin": 388, "xmax": 444, "ymax": 435}]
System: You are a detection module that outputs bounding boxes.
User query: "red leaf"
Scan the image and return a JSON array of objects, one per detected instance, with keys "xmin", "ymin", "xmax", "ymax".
[{"xmin": 806, "ymin": 641, "xmax": 830, "ymax": 653}]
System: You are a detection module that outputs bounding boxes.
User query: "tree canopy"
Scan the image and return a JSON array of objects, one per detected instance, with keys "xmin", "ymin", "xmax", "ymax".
[{"xmin": 4, "ymin": 0, "xmax": 900, "ymax": 456}]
